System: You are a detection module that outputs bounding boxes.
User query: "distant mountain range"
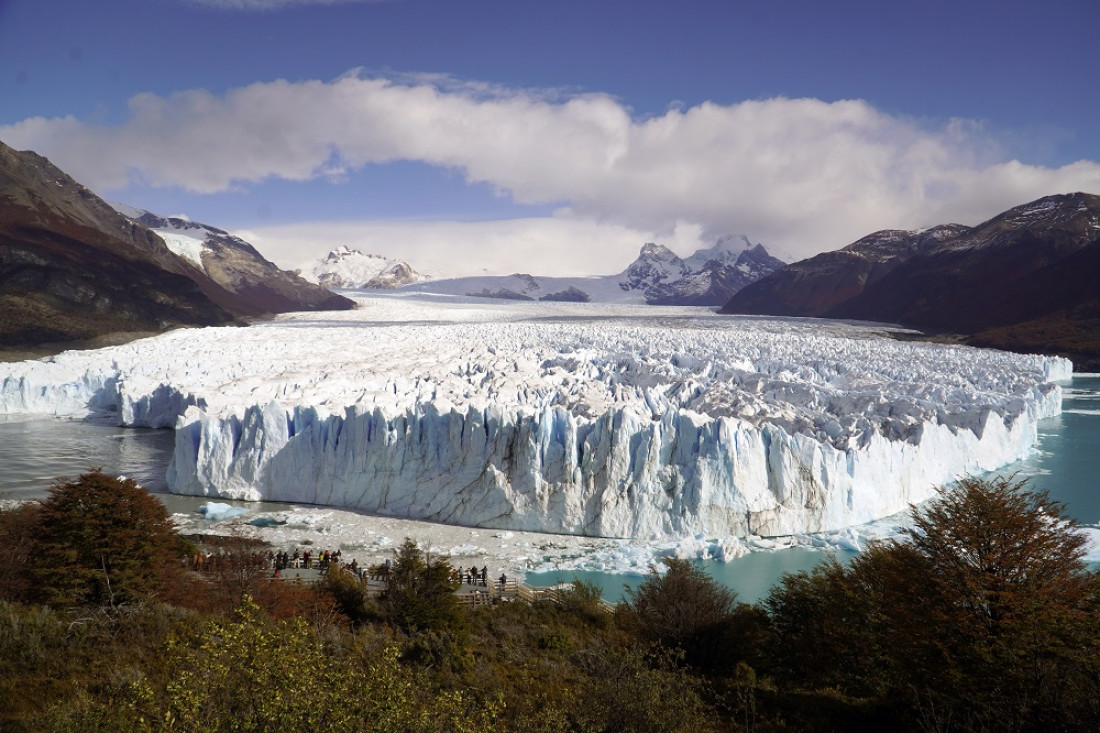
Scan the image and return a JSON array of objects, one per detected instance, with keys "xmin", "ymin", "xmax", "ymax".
[
  {"xmin": 8, "ymin": 137, "xmax": 1094, "ymax": 367},
  {"xmin": 370, "ymin": 234, "xmax": 786, "ymax": 306},
  {"xmin": 722, "ymin": 192, "xmax": 1100, "ymax": 369},
  {"xmin": 0, "ymin": 140, "xmax": 352, "ymax": 352}
]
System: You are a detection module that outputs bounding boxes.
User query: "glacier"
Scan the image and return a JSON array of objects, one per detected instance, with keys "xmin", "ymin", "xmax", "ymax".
[{"xmin": 0, "ymin": 293, "xmax": 1071, "ymax": 539}]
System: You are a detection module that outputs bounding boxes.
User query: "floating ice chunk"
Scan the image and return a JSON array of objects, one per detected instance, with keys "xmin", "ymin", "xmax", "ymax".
[
  {"xmin": 197, "ymin": 502, "xmax": 247, "ymax": 521},
  {"xmin": 247, "ymin": 516, "xmax": 288, "ymax": 528}
]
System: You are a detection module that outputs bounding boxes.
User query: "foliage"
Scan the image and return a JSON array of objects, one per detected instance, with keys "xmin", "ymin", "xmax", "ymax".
[
  {"xmin": 553, "ymin": 579, "xmax": 609, "ymax": 626},
  {"xmin": 380, "ymin": 537, "xmax": 466, "ymax": 634},
  {"xmin": 0, "ymin": 502, "xmax": 39, "ymax": 603},
  {"xmin": 572, "ymin": 643, "xmax": 715, "ymax": 733},
  {"xmin": 319, "ymin": 564, "xmax": 382, "ymax": 626},
  {"xmin": 4, "ymin": 472, "xmax": 1098, "ymax": 732},
  {"xmin": 45, "ymin": 597, "xmax": 503, "ymax": 733},
  {"xmin": 29, "ymin": 469, "xmax": 186, "ymax": 607},
  {"xmin": 765, "ymin": 476, "xmax": 1100, "ymax": 731},
  {"xmin": 622, "ymin": 556, "xmax": 750, "ymax": 670}
]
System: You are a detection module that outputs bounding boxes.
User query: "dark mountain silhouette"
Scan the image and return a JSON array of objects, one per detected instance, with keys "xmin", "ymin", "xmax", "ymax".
[
  {"xmin": 723, "ymin": 193, "xmax": 1100, "ymax": 369},
  {"xmin": 0, "ymin": 140, "xmax": 352, "ymax": 353}
]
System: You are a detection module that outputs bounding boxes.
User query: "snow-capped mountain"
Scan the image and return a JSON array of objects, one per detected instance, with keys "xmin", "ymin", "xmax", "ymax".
[
  {"xmin": 302, "ymin": 245, "xmax": 429, "ymax": 289},
  {"xmin": 112, "ymin": 205, "xmax": 353, "ymax": 314},
  {"xmin": 403, "ymin": 236, "xmax": 785, "ymax": 306},
  {"xmin": 640, "ymin": 238, "xmax": 787, "ymax": 306},
  {"xmin": 1, "ymin": 140, "xmax": 246, "ymax": 349}
]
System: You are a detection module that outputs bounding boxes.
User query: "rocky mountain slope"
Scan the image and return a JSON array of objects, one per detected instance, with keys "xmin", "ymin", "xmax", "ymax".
[
  {"xmin": 719, "ymin": 225, "xmax": 971, "ymax": 317},
  {"xmin": 723, "ymin": 193, "xmax": 1100, "ymax": 368},
  {"xmin": 302, "ymin": 245, "xmax": 428, "ymax": 289},
  {"xmin": 113, "ymin": 206, "xmax": 353, "ymax": 313},
  {"xmin": 402, "ymin": 235, "xmax": 785, "ymax": 305},
  {"xmin": 0, "ymin": 139, "xmax": 352, "ymax": 352}
]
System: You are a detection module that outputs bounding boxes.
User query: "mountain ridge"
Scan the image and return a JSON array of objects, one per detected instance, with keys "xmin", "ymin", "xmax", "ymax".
[
  {"xmin": 301, "ymin": 245, "xmax": 429, "ymax": 289},
  {"xmin": 0, "ymin": 140, "xmax": 352, "ymax": 354},
  {"xmin": 722, "ymin": 193, "xmax": 1100, "ymax": 368},
  {"xmin": 388, "ymin": 235, "xmax": 786, "ymax": 305},
  {"xmin": 111, "ymin": 205, "xmax": 354, "ymax": 314}
]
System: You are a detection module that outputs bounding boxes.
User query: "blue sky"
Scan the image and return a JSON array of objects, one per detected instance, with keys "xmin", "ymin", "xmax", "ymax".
[{"xmin": 2, "ymin": 0, "xmax": 1099, "ymax": 276}]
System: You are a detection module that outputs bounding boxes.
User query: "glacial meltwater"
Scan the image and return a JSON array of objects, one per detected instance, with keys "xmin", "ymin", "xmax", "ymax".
[{"xmin": 2, "ymin": 375, "xmax": 1098, "ymax": 604}]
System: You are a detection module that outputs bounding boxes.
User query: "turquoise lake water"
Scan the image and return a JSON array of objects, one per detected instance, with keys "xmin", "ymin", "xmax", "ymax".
[{"xmin": 2, "ymin": 376, "xmax": 1097, "ymax": 604}]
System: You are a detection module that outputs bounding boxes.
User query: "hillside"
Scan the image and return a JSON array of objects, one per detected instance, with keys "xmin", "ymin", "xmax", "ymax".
[
  {"xmin": 723, "ymin": 193, "xmax": 1100, "ymax": 369},
  {"xmin": 113, "ymin": 206, "xmax": 354, "ymax": 314},
  {"xmin": 0, "ymin": 140, "xmax": 352, "ymax": 354}
]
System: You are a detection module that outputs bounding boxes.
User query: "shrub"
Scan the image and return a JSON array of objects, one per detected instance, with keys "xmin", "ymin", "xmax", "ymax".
[
  {"xmin": 0, "ymin": 502, "xmax": 40, "ymax": 603},
  {"xmin": 380, "ymin": 538, "xmax": 465, "ymax": 634},
  {"xmin": 622, "ymin": 557, "xmax": 756, "ymax": 671}
]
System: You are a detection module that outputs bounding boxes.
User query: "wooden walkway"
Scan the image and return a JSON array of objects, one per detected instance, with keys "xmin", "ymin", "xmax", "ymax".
[
  {"xmin": 271, "ymin": 567, "xmax": 612, "ymax": 610},
  {"xmin": 455, "ymin": 579, "xmax": 615, "ymax": 610}
]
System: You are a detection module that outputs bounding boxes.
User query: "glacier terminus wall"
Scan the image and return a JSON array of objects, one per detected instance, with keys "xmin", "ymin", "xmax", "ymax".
[{"xmin": 0, "ymin": 295, "xmax": 1072, "ymax": 539}]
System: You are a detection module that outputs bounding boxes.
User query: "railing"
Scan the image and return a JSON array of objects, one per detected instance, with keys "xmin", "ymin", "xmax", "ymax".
[{"xmin": 268, "ymin": 565, "xmax": 615, "ymax": 610}]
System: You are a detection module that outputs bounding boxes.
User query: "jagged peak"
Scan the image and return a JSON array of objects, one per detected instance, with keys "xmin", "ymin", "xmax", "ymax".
[
  {"xmin": 638, "ymin": 242, "xmax": 678, "ymax": 258},
  {"xmin": 712, "ymin": 234, "xmax": 755, "ymax": 253}
]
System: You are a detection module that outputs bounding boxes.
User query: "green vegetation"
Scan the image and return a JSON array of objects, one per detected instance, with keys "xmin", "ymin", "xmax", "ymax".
[{"xmin": 0, "ymin": 472, "xmax": 1097, "ymax": 731}]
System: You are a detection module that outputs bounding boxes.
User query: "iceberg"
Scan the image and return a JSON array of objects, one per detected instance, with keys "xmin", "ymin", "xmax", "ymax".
[
  {"xmin": 0, "ymin": 294, "xmax": 1071, "ymax": 540},
  {"xmin": 196, "ymin": 501, "xmax": 248, "ymax": 521}
]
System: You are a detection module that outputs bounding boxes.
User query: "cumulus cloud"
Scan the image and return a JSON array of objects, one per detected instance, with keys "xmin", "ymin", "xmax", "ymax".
[{"xmin": 4, "ymin": 71, "xmax": 1100, "ymax": 262}]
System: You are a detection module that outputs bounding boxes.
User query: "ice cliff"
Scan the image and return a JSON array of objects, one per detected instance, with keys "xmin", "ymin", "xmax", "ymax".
[{"xmin": 0, "ymin": 295, "xmax": 1071, "ymax": 539}]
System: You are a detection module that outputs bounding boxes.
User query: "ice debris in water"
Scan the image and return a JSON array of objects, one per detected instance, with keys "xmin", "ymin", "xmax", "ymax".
[{"xmin": 197, "ymin": 502, "xmax": 248, "ymax": 522}]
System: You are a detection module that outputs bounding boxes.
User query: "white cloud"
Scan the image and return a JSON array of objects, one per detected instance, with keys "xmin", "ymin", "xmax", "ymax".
[
  {"xmin": 237, "ymin": 217, "xmax": 704, "ymax": 279},
  {"xmin": 4, "ymin": 71, "xmax": 1100, "ymax": 264}
]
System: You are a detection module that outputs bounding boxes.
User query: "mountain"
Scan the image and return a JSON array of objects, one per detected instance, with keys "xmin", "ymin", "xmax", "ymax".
[
  {"xmin": 722, "ymin": 193, "xmax": 1100, "ymax": 368},
  {"xmin": 302, "ymin": 245, "xmax": 429, "ymax": 289},
  {"xmin": 401, "ymin": 235, "xmax": 785, "ymax": 306},
  {"xmin": 720, "ymin": 225, "xmax": 971, "ymax": 317},
  {"xmin": 644, "ymin": 237, "xmax": 788, "ymax": 306},
  {"xmin": 113, "ymin": 205, "xmax": 353, "ymax": 313},
  {"xmin": 0, "ymin": 140, "xmax": 352, "ymax": 353}
]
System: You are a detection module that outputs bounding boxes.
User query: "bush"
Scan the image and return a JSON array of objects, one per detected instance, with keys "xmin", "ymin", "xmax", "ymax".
[
  {"xmin": 380, "ymin": 538, "xmax": 465, "ymax": 634},
  {"xmin": 572, "ymin": 643, "xmax": 716, "ymax": 732},
  {"xmin": 0, "ymin": 502, "xmax": 39, "ymax": 603},
  {"xmin": 622, "ymin": 557, "xmax": 756, "ymax": 671}
]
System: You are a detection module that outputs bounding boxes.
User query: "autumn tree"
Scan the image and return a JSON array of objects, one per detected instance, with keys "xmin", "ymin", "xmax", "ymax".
[
  {"xmin": 765, "ymin": 476, "xmax": 1100, "ymax": 731},
  {"xmin": 0, "ymin": 501, "xmax": 40, "ymax": 603},
  {"xmin": 29, "ymin": 469, "xmax": 186, "ymax": 607}
]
